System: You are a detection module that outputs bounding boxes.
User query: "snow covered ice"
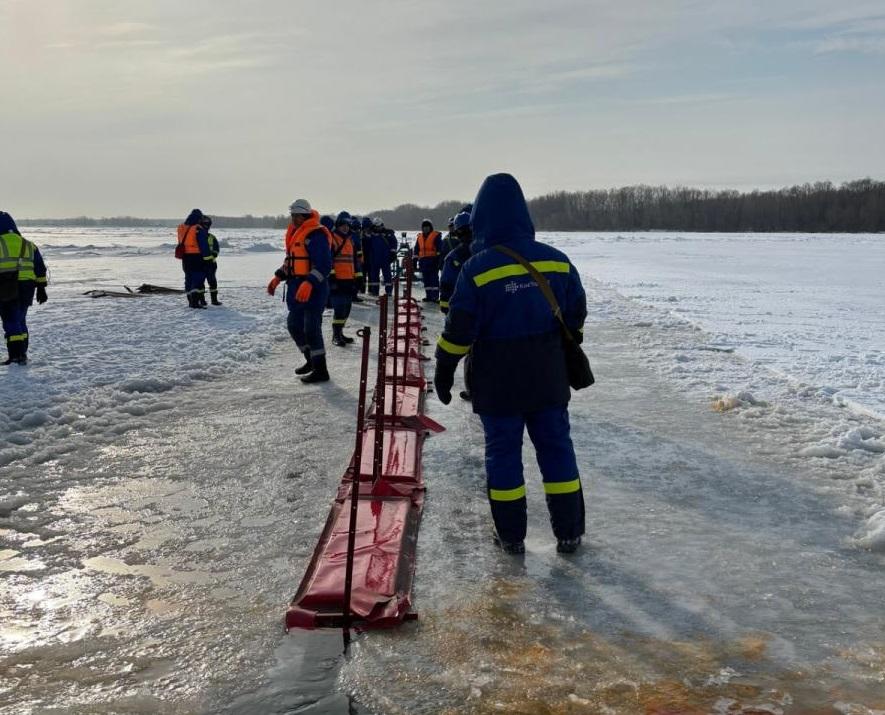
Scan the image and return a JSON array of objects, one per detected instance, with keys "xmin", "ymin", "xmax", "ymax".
[{"xmin": 2, "ymin": 228, "xmax": 885, "ymax": 714}]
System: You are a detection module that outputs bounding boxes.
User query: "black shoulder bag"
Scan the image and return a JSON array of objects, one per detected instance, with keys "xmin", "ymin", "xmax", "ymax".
[{"xmin": 493, "ymin": 245, "xmax": 594, "ymax": 390}]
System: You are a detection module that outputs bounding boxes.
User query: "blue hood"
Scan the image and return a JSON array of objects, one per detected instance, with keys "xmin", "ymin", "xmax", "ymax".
[
  {"xmin": 469, "ymin": 173, "xmax": 534, "ymax": 250},
  {"xmin": 0, "ymin": 211, "xmax": 20, "ymax": 235},
  {"xmin": 184, "ymin": 209, "xmax": 204, "ymax": 226}
]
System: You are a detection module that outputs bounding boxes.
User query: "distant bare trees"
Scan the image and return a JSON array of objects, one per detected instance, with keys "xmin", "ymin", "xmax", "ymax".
[
  {"xmin": 17, "ymin": 179, "xmax": 884, "ymax": 232},
  {"xmin": 375, "ymin": 179, "xmax": 884, "ymax": 233}
]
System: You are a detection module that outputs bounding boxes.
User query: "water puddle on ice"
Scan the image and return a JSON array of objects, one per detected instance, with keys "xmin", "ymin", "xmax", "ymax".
[{"xmin": 343, "ymin": 578, "xmax": 885, "ymax": 714}]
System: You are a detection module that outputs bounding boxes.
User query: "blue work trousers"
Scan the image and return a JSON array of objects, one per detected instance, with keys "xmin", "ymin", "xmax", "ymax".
[
  {"xmin": 286, "ymin": 280, "xmax": 329, "ymax": 360},
  {"xmin": 418, "ymin": 256, "xmax": 440, "ymax": 300},
  {"xmin": 479, "ymin": 406, "xmax": 585, "ymax": 543},
  {"xmin": 182, "ymin": 254, "xmax": 206, "ymax": 298}
]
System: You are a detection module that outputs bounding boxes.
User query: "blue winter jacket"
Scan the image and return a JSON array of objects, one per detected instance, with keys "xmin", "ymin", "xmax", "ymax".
[
  {"xmin": 439, "ymin": 241, "xmax": 472, "ymax": 313},
  {"xmin": 183, "ymin": 209, "xmax": 211, "ymax": 258},
  {"xmin": 435, "ymin": 173, "xmax": 587, "ymax": 415},
  {"xmin": 284, "ymin": 226, "xmax": 332, "ymax": 309},
  {"xmin": 365, "ymin": 229, "xmax": 395, "ymax": 267}
]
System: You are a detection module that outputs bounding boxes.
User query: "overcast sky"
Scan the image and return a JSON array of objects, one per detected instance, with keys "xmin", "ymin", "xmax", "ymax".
[{"xmin": 2, "ymin": 0, "xmax": 884, "ymax": 218}]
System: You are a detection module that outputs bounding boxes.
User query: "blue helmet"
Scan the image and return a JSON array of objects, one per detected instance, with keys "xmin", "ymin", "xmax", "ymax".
[
  {"xmin": 320, "ymin": 215, "xmax": 335, "ymax": 231},
  {"xmin": 336, "ymin": 210, "xmax": 352, "ymax": 226},
  {"xmin": 460, "ymin": 203, "xmax": 473, "ymax": 214},
  {"xmin": 350, "ymin": 216, "xmax": 361, "ymax": 230},
  {"xmin": 453, "ymin": 211, "xmax": 471, "ymax": 231},
  {"xmin": 362, "ymin": 216, "xmax": 374, "ymax": 230}
]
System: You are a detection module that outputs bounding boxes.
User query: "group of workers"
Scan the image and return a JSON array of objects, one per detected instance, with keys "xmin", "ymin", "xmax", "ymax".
[
  {"xmin": 254, "ymin": 173, "xmax": 588, "ymax": 554},
  {"xmin": 4, "ymin": 171, "xmax": 588, "ymax": 555},
  {"xmin": 175, "ymin": 209, "xmax": 221, "ymax": 308}
]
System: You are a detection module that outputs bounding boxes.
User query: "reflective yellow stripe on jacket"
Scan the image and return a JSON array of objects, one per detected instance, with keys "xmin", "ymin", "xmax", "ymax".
[
  {"xmin": 0, "ymin": 232, "xmax": 37, "ymax": 281},
  {"xmin": 473, "ymin": 260, "xmax": 570, "ymax": 287}
]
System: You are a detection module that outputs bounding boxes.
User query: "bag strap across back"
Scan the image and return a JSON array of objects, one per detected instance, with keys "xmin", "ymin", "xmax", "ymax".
[{"xmin": 492, "ymin": 244, "xmax": 578, "ymax": 344}]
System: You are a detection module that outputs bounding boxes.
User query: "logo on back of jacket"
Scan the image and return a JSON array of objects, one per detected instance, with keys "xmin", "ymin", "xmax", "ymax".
[{"xmin": 505, "ymin": 279, "xmax": 537, "ymax": 295}]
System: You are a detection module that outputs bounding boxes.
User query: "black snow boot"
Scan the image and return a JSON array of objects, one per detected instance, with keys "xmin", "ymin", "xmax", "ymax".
[
  {"xmin": 295, "ymin": 350, "xmax": 313, "ymax": 375},
  {"xmin": 556, "ymin": 537, "xmax": 582, "ymax": 554},
  {"xmin": 332, "ymin": 325, "xmax": 347, "ymax": 347},
  {"xmin": 459, "ymin": 390, "xmax": 472, "ymax": 402},
  {"xmin": 3, "ymin": 342, "xmax": 22, "ymax": 366},
  {"xmin": 493, "ymin": 533, "xmax": 525, "ymax": 555},
  {"xmin": 210, "ymin": 291, "xmax": 222, "ymax": 306},
  {"xmin": 301, "ymin": 355, "xmax": 330, "ymax": 384},
  {"xmin": 198, "ymin": 292, "xmax": 208, "ymax": 307}
]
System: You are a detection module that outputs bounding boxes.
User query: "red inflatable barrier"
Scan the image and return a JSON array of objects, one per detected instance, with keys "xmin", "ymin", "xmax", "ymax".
[{"xmin": 286, "ymin": 263, "xmax": 442, "ymax": 634}]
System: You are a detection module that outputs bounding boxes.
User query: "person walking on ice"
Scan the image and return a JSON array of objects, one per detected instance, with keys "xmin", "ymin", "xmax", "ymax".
[
  {"xmin": 267, "ymin": 199, "xmax": 333, "ymax": 384},
  {"xmin": 433, "ymin": 174, "xmax": 588, "ymax": 554},
  {"xmin": 0, "ymin": 211, "xmax": 48, "ymax": 366}
]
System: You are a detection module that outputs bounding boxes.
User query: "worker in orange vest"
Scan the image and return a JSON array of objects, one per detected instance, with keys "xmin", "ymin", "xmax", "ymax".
[
  {"xmin": 413, "ymin": 218, "xmax": 442, "ymax": 303},
  {"xmin": 267, "ymin": 199, "xmax": 333, "ymax": 383},
  {"xmin": 175, "ymin": 209, "xmax": 212, "ymax": 309},
  {"xmin": 330, "ymin": 211, "xmax": 356, "ymax": 346}
]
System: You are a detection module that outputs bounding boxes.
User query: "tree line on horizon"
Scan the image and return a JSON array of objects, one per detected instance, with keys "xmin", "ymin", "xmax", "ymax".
[{"xmin": 18, "ymin": 179, "xmax": 884, "ymax": 233}]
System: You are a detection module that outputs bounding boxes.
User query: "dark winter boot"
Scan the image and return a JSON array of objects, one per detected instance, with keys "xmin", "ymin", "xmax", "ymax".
[
  {"xmin": 295, "ymin": 350, "xmax": 313, "ymax": 375},
  {"xmin": 331, "ymin": 325, "xmax": 347, "ymax": 347},
  {"xmin": 556, "ymin": 537, "xmax": 582, "ymax": 554},
  {"xmin": 459, "ymin": 390, "xmax": 472, "ymax": 402},
  {"xmin": 493, "ymin": 533, "xmax": 525, "ymax": 555},
  {"xmin": 341, "ymin": 331, "xmax": 354, "ymax": 344},
  {"xmin": 300, "ymin": 355, "xmax": 330, "ymax": 384},
  {"xmin": 210, "ymin": 291, "xmax": 222, "ymax": 306},
  {"xmin": 3, "ymin": 341, "xmax": 21, "ymax": 366},
  {"xmin": 198, "ymin": 292, "xmax": 207, "ymax": 307}
]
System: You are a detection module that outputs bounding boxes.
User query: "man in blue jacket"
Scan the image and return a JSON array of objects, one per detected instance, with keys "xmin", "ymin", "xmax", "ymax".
[
  {"xmin": 434, "ymin": 174, "xmax": 588, "ymax": 554},
  {"xmin": 1, "ymin": 212, "xmax": 48, "ymax": 365},
  {"xmin": 267, "ymin": 200, "xmax": 333, "ymax": 383},
  {"xmin": 365, "ymin": 218, "xmax": 395, "ymax": 297}
]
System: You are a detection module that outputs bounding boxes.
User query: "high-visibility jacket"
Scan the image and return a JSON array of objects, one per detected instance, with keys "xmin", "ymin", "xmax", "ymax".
[
  {"xmin": 177, "ymin": 224, "xmax": 205, "ymax": 255},
  {"xmin": 206, "ymin": 233, "xmax": 220, "ymax": 261},
  {"xmin": 0, "ymin": 232, "xmax": 43, "ymax": 283},
  {"xmin": 415, "ymin": 230, "xmax": 441, "ymax": 258},
  {"xmin": 283, "ymin": 212, "xmax": 333, "ymax": 284},
  {"xmin": 330, "ymin": 230, "xmax": 355, "ymax": 281}
]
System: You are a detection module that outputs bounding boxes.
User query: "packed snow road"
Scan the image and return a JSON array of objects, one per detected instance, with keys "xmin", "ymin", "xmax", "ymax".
[{"xmin": 1, "ymin": 230, "xmax": 884, "ymax": 714}]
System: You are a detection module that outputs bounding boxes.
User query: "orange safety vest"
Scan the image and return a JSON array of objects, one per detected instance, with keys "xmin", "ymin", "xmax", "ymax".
[
  {"xmin": 330, "ymin": 231, "xmax": 355, "ymax": 280},
  {"xmin": 284, "ymin": 212, "xmax": 332, "ymax": 277},
  {"xmin": 416, "ymin": 230, "xmax": 441, "ymax": 258},
  {"xmin": 177, "ymin": 224, "xmax": 201, "ymax": 254}
]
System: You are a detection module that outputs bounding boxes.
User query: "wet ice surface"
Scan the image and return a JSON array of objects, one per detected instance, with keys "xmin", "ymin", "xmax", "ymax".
[{"xmin": 2, "ymin": 228, "xmax": 885, "ymax": 714}]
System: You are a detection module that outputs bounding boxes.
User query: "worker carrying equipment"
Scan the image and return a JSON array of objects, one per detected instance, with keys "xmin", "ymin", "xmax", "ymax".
[
  {"xmin": 268, "ymin": 199, "xmax": 333, "ymax": 383},
  {"xmin": 414, "ymin": 219, "xmax": 442, "ymax": 303},
  {"xmin": 433, "ymin": 174, "xmax": 588, "ymax": 555},
  {"xmin": 330, "ymin": 211, "xmax": 356, "ymax": 346},
  {"xmin": 176, "ymin": 209, "xmax": 212, "ymax": 309},
  {"xmin": 0, "ymin": 212, "xmax": 48, "ymax": 366},
  {"xmin": 201, "ymin": 215, "xmax": 222, "ymax": 306}
]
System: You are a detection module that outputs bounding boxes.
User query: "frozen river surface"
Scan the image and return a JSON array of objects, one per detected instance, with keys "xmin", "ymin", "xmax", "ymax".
[{"xmin": 1, "ymin": 228, "xmax": 884, "ymax": 714}]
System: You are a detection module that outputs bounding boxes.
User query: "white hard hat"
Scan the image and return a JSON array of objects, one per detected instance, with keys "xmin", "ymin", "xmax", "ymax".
[
  {"xmin": 372, "ymin": 217, "xmax": 383, "ymax": 228},
  {"xmin": 288, "ymin": 199, "xmax": 312, "ymax": 215}
]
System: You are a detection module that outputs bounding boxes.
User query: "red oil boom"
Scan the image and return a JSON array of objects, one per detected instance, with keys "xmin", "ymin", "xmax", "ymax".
[{"xmin": 285, "ymin": 256, "xmax": 443, "ymax": 642}]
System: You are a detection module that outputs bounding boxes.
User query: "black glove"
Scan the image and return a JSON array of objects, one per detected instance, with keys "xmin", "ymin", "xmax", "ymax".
[
  {"xmin": 36, "ymin": 286, "xmax": 48, "ymax": 304},
  {"xmin": 434, "ymin": 367, "xmax": 454, "ymax": 405},
  {"xmin": 274, "ymin": 268, "xmax": 287, "ymax": 281}
]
